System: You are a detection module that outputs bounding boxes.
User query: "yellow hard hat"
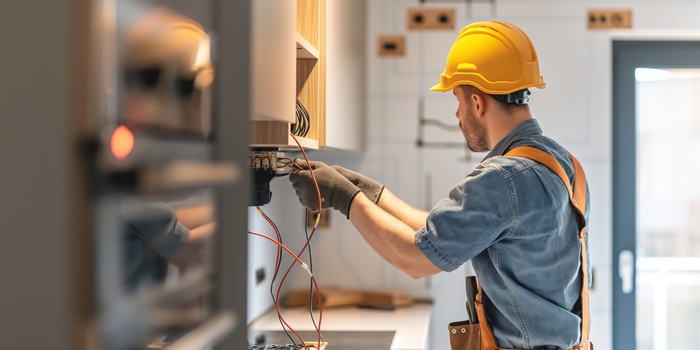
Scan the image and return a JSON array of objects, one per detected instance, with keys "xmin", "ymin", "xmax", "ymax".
[{"xmin": 430, "ymin": 21, "xmax": 546, "ymax": 94}]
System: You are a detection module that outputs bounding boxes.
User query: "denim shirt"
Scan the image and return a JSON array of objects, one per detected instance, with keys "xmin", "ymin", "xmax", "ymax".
[{"xmin": 415, "ymin": 119, "xmax": 591, "ymax": 349}]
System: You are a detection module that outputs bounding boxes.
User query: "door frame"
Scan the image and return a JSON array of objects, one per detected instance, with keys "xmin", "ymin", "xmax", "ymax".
[{"xmin": 612, "ymin": 37, "xmax": 700, "ymax": 350}]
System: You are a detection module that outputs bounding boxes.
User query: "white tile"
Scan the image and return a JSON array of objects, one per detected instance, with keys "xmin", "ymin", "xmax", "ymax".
[
  {"xmin": 634, "ymin": 4, "xmax": 696, "ymax": 29},
  {"xmin": 589, "ymin": 309, "xmax": 612, "ymax": 350},
  {"xmin": 590, "ymin": 266, "xmax": 612, "ymax": 312},
  {"xmin": 582, "ymin": 160, "xmax": 613, "ymax": 268},
  {"xmin": 366, "ymin": 96, "xmax": 420, "ymax": 143},
  {"xmin": 518, "ymin": 19, "xmax": 592, "ymax": 146}
]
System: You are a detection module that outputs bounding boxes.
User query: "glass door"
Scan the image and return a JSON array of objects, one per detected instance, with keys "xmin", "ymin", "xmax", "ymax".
[{"xmin": 613, "ymin": 41, "xmax": 700, "ymax": 350}]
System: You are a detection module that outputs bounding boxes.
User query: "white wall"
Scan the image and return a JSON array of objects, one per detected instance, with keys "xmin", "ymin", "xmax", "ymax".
[{"xmin": 248, "ymin": 1, "xmax": 700, "ymax": 349}]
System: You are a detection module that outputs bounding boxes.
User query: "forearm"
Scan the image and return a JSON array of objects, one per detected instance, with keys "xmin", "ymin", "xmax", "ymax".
[
  {"xmin": 349, "ymin": 193, "xmax": 441, "ymax": 279},
  {"xmin": 174, "ymin": 205, "xmax": 214, "ymax": 229},
  {"xmin": 376, "ymin": 189, "xmax": 429, "ymax": 231}
]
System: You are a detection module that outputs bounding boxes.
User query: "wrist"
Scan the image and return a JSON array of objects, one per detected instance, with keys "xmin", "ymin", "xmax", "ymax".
[
  {"xmin": 335, "ymin": 182, "xmax": 361, "ymax": 218},
  {"xmin": 359, "ymin": 183, "xmax": 384, "ymax": 204}
]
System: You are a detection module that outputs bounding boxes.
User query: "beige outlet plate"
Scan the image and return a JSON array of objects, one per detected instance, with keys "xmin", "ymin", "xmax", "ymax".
[
  {"xmin": 407, "ymin": 7, "xmax": 455, "ymax": 30},
  {"xmin": 306, "ymin": 208, "xmax": 330, "ymax": 228},
  {"xmin": 377, "ymin": 35, "xmax": 406, "ymax": 57},
  {"xmin": 587, "ymin": 9, "xmax": 632, "ymax": 29}
]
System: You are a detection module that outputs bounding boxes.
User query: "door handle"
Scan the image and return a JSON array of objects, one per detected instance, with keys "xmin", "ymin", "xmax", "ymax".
[{"xmin": 618, "ymin": 250, "xmax": 634, "ymax": 294}]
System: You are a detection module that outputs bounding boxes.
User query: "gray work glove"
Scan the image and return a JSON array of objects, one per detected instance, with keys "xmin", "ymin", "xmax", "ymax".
[
  {"xmin": 293, "ymin": 160, "xmax": 385, "ymax": 204},
  {"xmin": 289, "ymin": 160, "xmax": 361, "ymax": 218},
  {"xmin": 331, "ymin": 166, "xmax": 385, "ymax": 204}
]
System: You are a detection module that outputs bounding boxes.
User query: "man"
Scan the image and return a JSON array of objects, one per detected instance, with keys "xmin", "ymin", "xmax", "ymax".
[{"xmin": 289, "ymin": 21, "xmax": 591, "ymax": 350}]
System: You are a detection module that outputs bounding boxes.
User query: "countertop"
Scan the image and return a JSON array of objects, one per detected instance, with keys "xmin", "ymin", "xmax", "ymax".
[{"xmin": 249, "ymin": 303, "xmax": 433, "ymax": 350}]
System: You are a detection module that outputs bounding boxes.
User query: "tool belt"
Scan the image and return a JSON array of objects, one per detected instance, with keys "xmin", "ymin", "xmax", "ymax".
[{"xmin": 448, "ymin": 146, "xmax": 593, "ymax": 350}]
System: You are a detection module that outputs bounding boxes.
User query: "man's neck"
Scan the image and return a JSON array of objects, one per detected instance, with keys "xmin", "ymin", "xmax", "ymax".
[{"xmin": 487, "ymin": 111, "xmax": 533, "ymax": 149}]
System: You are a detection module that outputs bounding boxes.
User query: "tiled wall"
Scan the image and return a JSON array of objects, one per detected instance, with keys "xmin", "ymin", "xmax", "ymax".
[{"xmin": 248, "ymin": 1, "xmax": 700, "ymax": 349}]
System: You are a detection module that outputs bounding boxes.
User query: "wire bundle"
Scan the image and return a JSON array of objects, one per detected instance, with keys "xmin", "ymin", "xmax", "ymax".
[
  {"xmin": 275, "ymin": 157, "xmax": 303, "ymax": 177},
  {"xmin": 247, "ymin": 132, "xmax": 324, "ymax": 350},
  {"xmin": 292, "ymin": 99, "xmax": 311, "ymax": 137}
]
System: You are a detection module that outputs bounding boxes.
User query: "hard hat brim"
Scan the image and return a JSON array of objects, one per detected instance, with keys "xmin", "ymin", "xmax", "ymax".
[{"xmin": 429, "ymin": 83, "xmax": 450, "ymax": 92}]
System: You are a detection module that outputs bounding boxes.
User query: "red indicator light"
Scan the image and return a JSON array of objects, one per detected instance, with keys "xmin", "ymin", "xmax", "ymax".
[{"xmin": 111, "ymin": 125, "xmax": 134, "ymax": 160}]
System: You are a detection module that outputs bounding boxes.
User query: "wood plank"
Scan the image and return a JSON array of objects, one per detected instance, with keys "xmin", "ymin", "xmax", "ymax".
[
  {"xmin": 296, "ymin": 32, "xmax": 319, "ymax": 59},
  {"xmin": 296, "ymin": 60, "xmax": 319, "ymax": 141},
  {"xmin": 318, "ymin": 0, "xmax": 326, "ymax": 146},
  {"xmin": 297, "ymin": 0, "xmax": 319, "ymax": 48},
  {"xmin": 250, "ymin": 120, "xmax": 290, "ymax": 145},
  {"xmin": 250, "ymin": 120, "xmax": 319, "ymax": 149}
]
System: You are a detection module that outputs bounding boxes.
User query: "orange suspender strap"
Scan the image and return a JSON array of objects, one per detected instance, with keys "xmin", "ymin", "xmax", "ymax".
[{"xmin": 474, "ymin": 147, "xmax": 590, "ymax": 349}]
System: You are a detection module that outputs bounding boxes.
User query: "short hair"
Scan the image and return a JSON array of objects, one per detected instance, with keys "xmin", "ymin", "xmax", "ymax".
[{"xmin": 459, "ymin": 85, "xmax": 529, "ymax": 115}]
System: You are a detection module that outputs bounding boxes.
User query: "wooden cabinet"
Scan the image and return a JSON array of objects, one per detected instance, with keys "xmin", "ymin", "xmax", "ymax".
[
  {"xmin": 250, "ymin": 0, "xmax": 324, "ymax": 149},
  {"xmin": 251, "ymin": 0, "xmax": 365, "ymax": 151}
]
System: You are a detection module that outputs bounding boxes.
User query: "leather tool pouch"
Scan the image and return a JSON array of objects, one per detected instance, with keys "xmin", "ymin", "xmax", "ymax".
[{"xmin": 448, "ymin": 320, "xmax": 481, "ymax": 350}]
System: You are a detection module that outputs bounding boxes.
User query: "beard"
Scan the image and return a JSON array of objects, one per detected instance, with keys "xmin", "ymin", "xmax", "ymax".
[{"xmin": 461, "ymin": 108, "xmax": 489, "ymax": 152}]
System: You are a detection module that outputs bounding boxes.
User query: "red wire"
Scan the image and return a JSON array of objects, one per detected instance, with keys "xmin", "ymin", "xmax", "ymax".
[
  {"xmin": 278, "ymin": 157, "xmax": 303, "ymax": 169},
  {"xmin": 283, "ymin": 133, "xmax": 323, "ymax": 346},
  {"xmin": 255, "ymin": 207, "xmax": 286, "ymax": 336},
  {"xmin": 248, "ymin": 231, "xmax": 323, "ymax": 349}
]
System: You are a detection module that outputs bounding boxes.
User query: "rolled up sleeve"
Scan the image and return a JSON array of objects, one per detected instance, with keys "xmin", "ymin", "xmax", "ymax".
[{"xmin": 415, "ymin": 164, "xmax": 514, "ymax": 272}]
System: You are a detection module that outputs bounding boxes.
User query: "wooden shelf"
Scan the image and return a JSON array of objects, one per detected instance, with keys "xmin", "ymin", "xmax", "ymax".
[
  {"xmin": 296, "ymin": 33, "xmax": 319, "ymax": 59},
  {"xmin": 296, "ymin": 0, "xmax": 326, "ymax": 146},
  {"xmin": 250, "ymin": 120, "xmax": 319, "ymax": 150},
  {"xmin": 281, "ymin": 135, "xmax": 319, "ymax": 150},
  {"xmin": 249, "ymin": 0, "xmax": 325, "ymax": 149}
]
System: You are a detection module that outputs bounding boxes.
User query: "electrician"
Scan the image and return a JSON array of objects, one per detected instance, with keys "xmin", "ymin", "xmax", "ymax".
[{"xmin": 289, "ymin": 21, "xmax": 592, "ymax": 350}]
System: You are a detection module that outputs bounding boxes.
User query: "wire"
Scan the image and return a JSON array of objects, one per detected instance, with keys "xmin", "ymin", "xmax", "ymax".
[
  {"xmin": 248, "ymin": 231, "xmax": 323, "ymax": 350},
  {"xmin": 293, "ymin": 99, "xmax": 311, "ymax": 137},
  {"xmin": 278, "ymin": 157, "xmax": 303, "ymax": 170},
  {"xmin": 304, "ymin": 210, "xmax": 322, "ymax": 340},
  {"xmin": 274, "ymin": 133, "xmax": 323, "ymax": 347},
  {"xmin": 256, "ymin": 207, "xmax": 297, "ymax": 346}
]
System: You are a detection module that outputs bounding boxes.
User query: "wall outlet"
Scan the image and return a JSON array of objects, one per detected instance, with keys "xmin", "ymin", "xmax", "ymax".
[
  {"xmin": 587, "ymin": 9, "xmax": 632, "ymax": 29},
  {"xmin": 255, "ymin": 267, "xmax": 266, "ymax": 286},
  {"xmin": 377, "ymin": 35, "xmax": 406, "ymax": 57},
  {"xmin": 306, "ymin": 208, "xmax": 330, "ymax": 228},
  {"xmin": 407, "ymin": 7, "xmax": 455, "ymax": 30}
]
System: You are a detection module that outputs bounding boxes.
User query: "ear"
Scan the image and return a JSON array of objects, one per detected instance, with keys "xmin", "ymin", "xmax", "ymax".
[{"xmin": 470, "ymin": 92, "xmax": 488, "ymax": 118}]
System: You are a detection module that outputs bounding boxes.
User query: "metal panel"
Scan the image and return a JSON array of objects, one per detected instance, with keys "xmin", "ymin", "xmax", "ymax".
[
  {"xmin": 213, "ymin": 0, "xmax": 251, "ymax": 348},
  {"xmin": 612, "ymin": 40, "xmax": 700, "ymax": 350}
]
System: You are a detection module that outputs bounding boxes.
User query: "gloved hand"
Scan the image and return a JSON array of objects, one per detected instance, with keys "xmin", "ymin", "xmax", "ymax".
[
  {"xmin": 121, "ymin": 201, "xmax": 189, "ymax": 258},
  {"xmin": 289, "ymin": 160, "xmax": 361, "ymax": 218},
  {"xmin": 293, "ymin": 160, "xmax": 385, "ymax": 204},
  {"xmin": 331, "ymin": 166, "xmax": 384, "ymax": 204}
]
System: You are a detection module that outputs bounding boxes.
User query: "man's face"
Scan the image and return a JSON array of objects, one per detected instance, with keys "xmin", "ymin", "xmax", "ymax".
[{"xmin": 454, "ymin": 87, "xmax": 489, "ymax": 152}]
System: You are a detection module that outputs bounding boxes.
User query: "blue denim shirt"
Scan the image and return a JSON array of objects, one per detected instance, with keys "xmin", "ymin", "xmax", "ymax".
[{"xmin": 415, "ymin": 119, "xmax": 591, "ymax": 349}]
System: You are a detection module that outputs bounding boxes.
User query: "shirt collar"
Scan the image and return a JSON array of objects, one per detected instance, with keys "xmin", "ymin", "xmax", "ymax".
[{"xmin": 485, "ymin": 118, "xmax": 543, "ymax": 159}]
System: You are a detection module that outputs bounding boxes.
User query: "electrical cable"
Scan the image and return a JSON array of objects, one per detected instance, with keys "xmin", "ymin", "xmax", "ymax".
[
  {"xmin": 304, "ymin": 210, "xmax": 323, "ymax": 341},
  {"xmin": 248, "ymin": 230, "xmax": 323, "ymax": 350},
  {"xmin": 273, "ymin": 133, "xmax": 324, "ymax": 347},
  {"xmin": 293, "ymin": 99, "xmax": 311, "ymax": 137},
  {"xmin": 256, "ymin": 207, "xmax": 297, "ymax": 346},
  {"xmin": 278, "ymin": 157, "xmax": 303, "ymax": 170}
]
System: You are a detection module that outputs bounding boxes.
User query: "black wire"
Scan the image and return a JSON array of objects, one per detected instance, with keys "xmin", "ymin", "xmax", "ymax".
[
  {"xmin": 293, "ymin": 99, "xmax": 311, "ymax": 137},
  {"xmin": 305, "ymin": 210, "xmax": 322, "ymax": 340}
]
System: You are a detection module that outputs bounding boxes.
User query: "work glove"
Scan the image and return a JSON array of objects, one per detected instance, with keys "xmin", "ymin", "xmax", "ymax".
[
  {"xmin": 293, "ymin": 160, "xmax": 385, "ymax": 204},
  {"xmin": 121, "ymin": 201, "xmax": 190, "ymax": 258},
  {"xmin": 289, "ymin": 160, "xmax": 361, "ymax": 218},
  {"xmin": 331, "ymin": 166, "xmax": 384, "ymax": 204}
]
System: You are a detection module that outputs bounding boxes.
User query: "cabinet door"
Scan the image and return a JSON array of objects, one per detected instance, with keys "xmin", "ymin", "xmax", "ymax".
[
  {"xmin": 325, "ymin": 0, "xmax": 366, "ymax": 151},
  {"xmin": 251, "ymin": 0, "xmax": 296, "ymax": 123}
]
